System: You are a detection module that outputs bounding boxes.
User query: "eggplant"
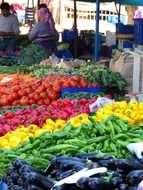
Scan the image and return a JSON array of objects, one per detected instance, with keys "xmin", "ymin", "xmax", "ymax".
[
  {"xmin": 10, "ymin": 172, "xmax": 19, "ymax": 183},
  {"xmin": 114, "ymin": 169, "xmax": 125, "ymax": 178},
  {"xmin": 6, "ymin": 166, "xmax": 15, "ymax": 175},
  {"xmin": 45, "ymin": 163, "xmax": 55, "ymax": 175},
  {"xmin": 27, "ymin": 185, "xmax": 43, "ymax": 190},
  {"xmin": 111, "ymin": 177, "xmax": 123, "ymax": 187},
  {"xmin": 52, "ymin": 184, "xmax": 66, "ymax": 190},
  {"xmin": 126, "ymin": 170, "xmax": 143, "ymax": 185},
  {"xmin": 12, "ymin": 158, "xmax": 27, "ymax": 169},
  {"xmin": 116, "ymin": 158, "xmax": 143, "ymax": 173},
  {"xmin": 50, "ymin": 169, "xmax": 63, "ymax": 178},
  {"xmin": 98, "ymin": 158, "xmax": 116, "ymax": 170},
  {"xmin": 18, "ymin": 164, "xmax": 46, "ymax": 176},
  {"xmin": 129, "ymin": 187, "xmax": 137, "ymax": 190},
  {"xmin": 2, "ymin": 175, "xmax": 10, "ymax": 183},
  {"xmin": 52, "ymin": 184, "xmax": 77, "ymax": 190},
  {"xmin": 9, "ymin": 185, "xmax": 25, "ymax": 190},
  {"xmin": 58, "ymin": 170, "xmax": 74, "ymax": 180},
  {"xmin": 24, "ymin": 172, "xmax": 54, "ymax": 189},
  {"xmin": 76, "ymin": 153, "xmax": 104, "ymax": 162},
  {"xmin": 59, "ymin": 161, "xmax": 86, "ymax": 171},
  {"xmin": 52, "ymin": 156, "xmax": 84, "ymax": 164},
  {"xmin": 118, "ymin": 183, "xmax": 129, "ymax": 190},
  {"xmin": 76, "ymin": 177, "xmax": 90, "ymax": 188},
  {"xmin": 88, "ymin": 177, "xmax": 111, "ymax": 190},
  {"xmin": 102, "ymin": 155, "xmax": 115, "ymax": 160},
  {"xmin": 73, "ymin": 164, "xmax": 86, "ymax": 172}
]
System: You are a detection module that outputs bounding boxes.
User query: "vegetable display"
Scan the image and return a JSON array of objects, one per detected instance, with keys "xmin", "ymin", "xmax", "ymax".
[
  {"xmin": 0, "ymin": 75, "xmax": 97, "ymax": 108},
  {"xmin": 94, "ymin": 100, "xmax": 143, "ymax": 125},
  {"xmin": 3, "ymin": 155, "xmax": 143, "ymax": 189},
  {"xmin": 1, "ymin": 115, "xmax": 143, "ymax": 177},
  {"xmin": 0, "ymin": 63, "xmax": 127, "ymax": 100}
]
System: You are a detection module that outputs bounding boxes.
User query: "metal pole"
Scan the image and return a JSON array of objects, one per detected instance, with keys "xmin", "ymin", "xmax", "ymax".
[
  {"xmin": 73, "ymin": 0, "xmax": 77, "ymax": 58},
  {"xmin": 95, "ymin": 0, "xmax": 100, "ymax": 61}
]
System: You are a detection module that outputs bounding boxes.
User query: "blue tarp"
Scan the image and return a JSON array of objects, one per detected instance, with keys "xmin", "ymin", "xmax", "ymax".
[
  {"xmin": 76, "ymin": 0, "xmax": 143, "ymax": 5},
  {"xmin": 115, "ymin": 0, "xmax": 143, "ymax": 6}
]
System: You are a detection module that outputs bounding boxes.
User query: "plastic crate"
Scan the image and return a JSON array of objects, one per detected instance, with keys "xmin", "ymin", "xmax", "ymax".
[
  {"xmin": 56, "ymin": 50, "xmax": 73, "ymax": 59},
  {"xmin": 123, "ymin": 40, "xmax": 133, "ymax": 48},
  {"xmin": 62, "ymin": 29, "xmax": 78, "ymax": 42},
  {"xmin": 134, "ymin": 18, "xmax": 143, "ymax": 45},
  {"xmin": 116, "ymin": 23, "xmax": 134, "ymax": 34},
  {"xmin": 60, "ymin": 87, "xmax": 100, "ymax": 98}
]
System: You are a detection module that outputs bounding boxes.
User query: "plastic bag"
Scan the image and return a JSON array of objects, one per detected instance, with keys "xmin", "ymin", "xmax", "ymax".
[
  {"xmin": 127, "ymin": 143, "xmax": 143, "ymax": 159},
  {"xmin": 137, "ymin": 180, "xmax": 143, "ymax": 190},
  {"xmin": 89, "ymin": 97, "xmax": 114, "ymax": 112}
]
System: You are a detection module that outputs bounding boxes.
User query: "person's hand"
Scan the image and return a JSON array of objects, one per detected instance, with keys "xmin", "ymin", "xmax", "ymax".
[{"xmin": 27, "ymin": 20, "xmax": 33, "ymax": 27}]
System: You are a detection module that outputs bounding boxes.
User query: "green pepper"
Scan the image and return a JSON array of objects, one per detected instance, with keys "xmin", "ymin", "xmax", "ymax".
[
  {"xmin": 106, "ymin": 120, "xmax": 115, "ymax": 136},
  {"xmin": 88, "ymin": 136, "xmax": 107, "ymax": 144},
  {"xmin": 31, "ymin": 139, "xmax": 41, "ymax": 149}
]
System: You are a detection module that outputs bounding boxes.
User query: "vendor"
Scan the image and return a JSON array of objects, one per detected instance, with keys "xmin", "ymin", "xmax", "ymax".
[
  {"xmin": 0, "ymin": 2, "xmax": 20, "ymax": 51},
  {"xmin": 28, "ymin": 7, "xmax": 59, "ymax": 54}
]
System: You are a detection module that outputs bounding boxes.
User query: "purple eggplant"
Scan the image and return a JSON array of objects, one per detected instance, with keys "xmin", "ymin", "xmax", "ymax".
[
  {"xmin": 116, "ymin": 158, "xmax": 143, "ymax": 173},
  {"xmin": 27, "ymin": 185, "xmax": 43, "ymax": 190},
  {"xmin": 88, "ymin": 177, "xmax": 111, "ymax": 190},
  {"xmin": 126, "ymin": 170, "xmax": 143, "ymax": 185},
  {"xmin": 98, "ymin": 158, "xmax": 116, "ymax": 170},
  {"xmin": 118, "ymin": 183, "xmax": 129, "ymax": 190},
  {"xmin": 76, "ymin": 153, "xmax": 104, "ymax": 162},
  {"xmin": 58, "ymin": 170, "xmax": 74, "ymax": 180},
  {"xmin": 111, "ymin": 177, "xmax": 123, "ymax": 187},
  {"xmin": 76, "ymin": 177, "xmax": 90, "ymax": 188}
]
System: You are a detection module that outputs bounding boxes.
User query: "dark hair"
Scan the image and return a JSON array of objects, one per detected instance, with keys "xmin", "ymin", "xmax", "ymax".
[
  {"xmin": 38, "ymin": 3, "xmax": 47, "ymax": 10},
  {"xmin": 0, "ymin": 2, "xmax": 10, "ymax": 11}
]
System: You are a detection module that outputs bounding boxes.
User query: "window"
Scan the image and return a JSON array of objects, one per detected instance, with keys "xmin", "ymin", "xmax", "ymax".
[{"xmin": 91, "ymin": 15, "xmax": 94, "ymax": 20}]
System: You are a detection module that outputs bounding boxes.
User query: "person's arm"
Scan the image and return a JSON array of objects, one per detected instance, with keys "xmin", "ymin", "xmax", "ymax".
[
  {"xmin": 28, "ymin": 23, "xmax": 39, "ymax": 40},
  {"xmin": 12, "ymin": 16, "xmax": 20, "ymax": 35}
]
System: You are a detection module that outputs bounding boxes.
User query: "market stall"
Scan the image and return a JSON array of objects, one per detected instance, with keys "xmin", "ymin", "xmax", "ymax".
[{"xmin": 1, "ymin": 1, "xmax": 143, "ymax": 189}]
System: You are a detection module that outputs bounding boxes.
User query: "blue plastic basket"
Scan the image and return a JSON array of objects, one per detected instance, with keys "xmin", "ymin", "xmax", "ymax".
[{"xmin": 60, "ymin": 87, "xmax": 100, "ymax": 98}]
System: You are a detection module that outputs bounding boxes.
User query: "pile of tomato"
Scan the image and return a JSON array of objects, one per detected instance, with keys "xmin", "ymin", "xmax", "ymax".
[{"xmin": 0, "ymin": 75, "xmax": 99, "ymax": 108}]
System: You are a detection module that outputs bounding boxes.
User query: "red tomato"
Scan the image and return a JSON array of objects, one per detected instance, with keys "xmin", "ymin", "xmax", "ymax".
[
  {"xmin": 7, "ymin": 93, "xmax": 18, "ymax": 103},
  {"xmin": 35, "ymin": 87, "xmax": 44, "ymax": 94},
  {"xmin": 62, "ymin": 81, "xmax": 71, "ymax": 88},
  {"xmin": 48, "ymin": 91, "xmax": 58, "ymax": 101},
  {"xmin": 33, "ymin": 94, "xmax": 41, "ymax": 102},
  {"xmin": 43, "ymin": 98, "xmax": 51, "ymax": 106},
  {"xmin": 12, "ymin": 85, "xmax": 21, "ymax": 92},
  {"xmin": 0, "ymin": 96, "xmax": 8, "ymax": 106},
  {"xmin": 52, "ymin": 85, "xmax": 61, "ymax": 93},
  {"xmin": 28, "ymin": 99, "xmax": 35, "ymax": 105},
  {"xmin": 40, "ymin": 92, "xmax": 48, "ymax": 99},
  {"xmin": 11, "ymin": 100, "xmax": 20, "ymax": 106},
  {"xmin": 17, "ymin": 90, "xmax": 26, "ymax": 98},
  {"xmin": 37, "ymin": 99, "xmax": 44, "ymax": 105},
  {"xmin": 19, "ymin": 96, "xmax": 29, "ymax": 106},
  {"xmin": 28, "ymin": 93, "xmax": 34, "ymax": 99},
  {"xmin": 25, "ymin": 87, "xmax": 33, "ymax": 95}
]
